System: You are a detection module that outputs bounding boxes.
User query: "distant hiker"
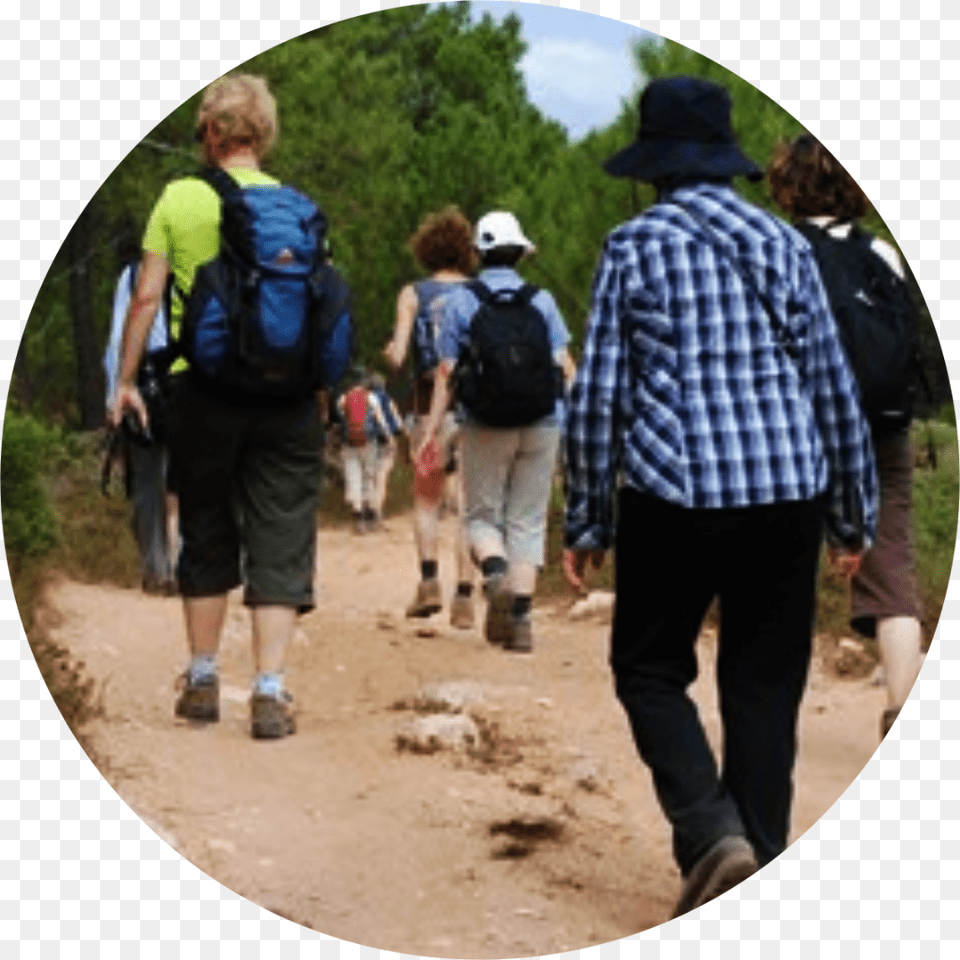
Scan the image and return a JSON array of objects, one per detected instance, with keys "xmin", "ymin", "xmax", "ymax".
[
  {"xmin": 383, "ymin": 207, "xmax": 477, "ymax": 629},
  {"xmin": 368, "ymin": 372, "xmax": 404, "ymax": 527},
  {"xmin": 769, "ymin": 134, "xmax": 925, "ymax": 740},
  {"xmin": 110, "ymin": 73, "xmax": 350, "ymax": 740},
  {"xmin": 415, "ymin": 211, "xmax": 575, "ymax": 652},
  {"xmin": 336, "ymin": 371, "xmax": 391, "ymax": 534},
  {"xmin": 103, "ymin": 233, "xmax": 178, "ymax": 596},
  {"xmin": 563, "ymin": 77, "xmax": 877, "ymax": 916}
]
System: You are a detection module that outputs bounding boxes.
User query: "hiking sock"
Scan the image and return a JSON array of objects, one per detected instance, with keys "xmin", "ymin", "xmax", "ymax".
[
  {"xmin": 456, "ymin": 582, "xmax": 474, "ymax": 598},
  {"xmin": 511, "ymin": 595, "xmax": 532, "ymax": 619},
  {"xmin": 480, "ymin": 556, "xmax": 508, "ymax": 579},
  {"xmin": 188, "ymin": 653, "xmax": 218, "ymax": 685},
  {"xmin": 253, "ymin": 672, "xmax": 285, "ymax": 700},
  {"xmin": 421, "ymin": 560, "xmax": 439, "ymax": 581}
]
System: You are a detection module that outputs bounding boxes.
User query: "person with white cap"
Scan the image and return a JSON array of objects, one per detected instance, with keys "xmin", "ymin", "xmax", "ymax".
[{"xmin": 415, "ymin": 211, "xmax": 575, "ymax": 652}]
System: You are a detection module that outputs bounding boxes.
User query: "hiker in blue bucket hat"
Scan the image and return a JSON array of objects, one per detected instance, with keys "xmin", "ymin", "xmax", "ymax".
[{"xmin": 563, "ymin": 76, "xmax": 878, "ymax": 917}]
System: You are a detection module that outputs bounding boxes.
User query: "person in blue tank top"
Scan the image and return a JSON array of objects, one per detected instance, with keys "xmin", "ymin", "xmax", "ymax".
[{"xmin": 383, "ymin": 207, "xmax": 477, "ymax": 629}]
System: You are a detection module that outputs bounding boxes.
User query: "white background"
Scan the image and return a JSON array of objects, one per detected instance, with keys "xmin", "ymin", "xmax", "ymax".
[{"xmin": 3, "ymin": 0, "xmax": 957, "ymax": 956}]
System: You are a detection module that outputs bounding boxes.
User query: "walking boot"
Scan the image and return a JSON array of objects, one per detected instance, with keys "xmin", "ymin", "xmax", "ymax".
[
  {"xmin": 450, "ymin": 592, "xmax": 476, "ymax": 630},
  {"xmin": 483, "ymin": 574, "xmax": 513, "ymax": 647},
  {"xmin": 406, "ymin": 578, "xmax": 442, "ymax": 618}
]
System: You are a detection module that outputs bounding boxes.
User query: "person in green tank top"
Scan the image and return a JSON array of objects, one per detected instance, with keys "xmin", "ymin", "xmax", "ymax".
[{"xmin": 110, "ymin": 73, "xmax": 322, "ymax": 740}]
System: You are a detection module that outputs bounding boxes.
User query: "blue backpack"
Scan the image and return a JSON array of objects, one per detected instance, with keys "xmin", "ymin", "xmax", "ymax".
[
  {"xmin": 180, "ymin": 167, "xmax": 353, "ymax": 398},
  {"xmin": 411, "ymin": 279, "xmax": 455, "ymax": 376}
]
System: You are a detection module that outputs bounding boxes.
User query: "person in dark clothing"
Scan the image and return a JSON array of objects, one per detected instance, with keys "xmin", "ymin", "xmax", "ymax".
[
  {"xmin": 769, "ymin": 133, "xmax": 924, "ymax": 740},
  {"xmin": 564, "ymin": 76, "xmax": 878, "ymax": 917}
]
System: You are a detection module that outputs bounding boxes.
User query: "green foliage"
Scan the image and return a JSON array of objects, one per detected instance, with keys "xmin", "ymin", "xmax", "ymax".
[
  {"xmin": 1, "ymin": 407, "xmax": 63, "ymax": 560},
  {"xmin": 912, "ymin": 421, "xmax": 959, "ymax": 643}
]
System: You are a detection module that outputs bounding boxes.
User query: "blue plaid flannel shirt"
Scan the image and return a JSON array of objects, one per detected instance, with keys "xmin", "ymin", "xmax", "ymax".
[{"xmin": 564, "ymin": 183, "xmax": 877, "ymax": 551}]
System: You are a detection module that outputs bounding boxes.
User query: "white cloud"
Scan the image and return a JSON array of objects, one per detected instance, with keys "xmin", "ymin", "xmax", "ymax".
[{"xmin": 520, "ymin": 36, "xmax": 639, "ymax": 138}]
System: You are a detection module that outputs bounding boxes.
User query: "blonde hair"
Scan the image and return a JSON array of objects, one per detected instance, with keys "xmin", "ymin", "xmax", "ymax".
[{"xmin": 196, "ymin": 73, "xmax": 278, "ymax": 160}]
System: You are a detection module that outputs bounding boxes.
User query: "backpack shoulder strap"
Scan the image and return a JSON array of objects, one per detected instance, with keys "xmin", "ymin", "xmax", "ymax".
[
  {"xmin": 466, "ymin": 279, "xmax": 492, "ymax": 304},
  {"xmin": 196, "ymin": 166, "xmax": 242, "ymax": 200},
  {"xmin": 515, "ymin": 283, "xmax": 540, "ymax": 306}
]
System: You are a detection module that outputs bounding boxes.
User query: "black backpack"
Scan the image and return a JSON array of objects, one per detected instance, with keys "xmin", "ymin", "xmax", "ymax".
[
  {"xmin": 455, "ymin": 280, "xmax": 561, "ymax": 427},
  {"xmin": 795, "ymin": 222, "xmax": 919, "ymax": 433},
  {"xmin": 179, "ymin": 167, "xmax": 353, "ymax": 399}
]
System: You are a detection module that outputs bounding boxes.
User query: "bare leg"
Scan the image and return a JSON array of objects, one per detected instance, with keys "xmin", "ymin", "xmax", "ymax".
[
  {"xmin": 250, "ymin": 605, "xmax": 297, "ymax": 738},
  {"xmin": 877, "ymin": 615, "xmax": 923, "ymax": 710},
  {"xmin": 166, "ymin": 492, "xmax": 179, "ymax": 581},
  {"xmin": 413, "ymin": 494, "xmax": 440, "ymax": 564},
  {"xmin": 252, "ymin": 605, "xmax": 296, "ymax": 676},
  {"xmin": 184, "ymin": 594, "xmax": 228, "ymax": 657},
  {"xmin": 453, "ymin": 471, "xmax": 475, "ymax": 586}
]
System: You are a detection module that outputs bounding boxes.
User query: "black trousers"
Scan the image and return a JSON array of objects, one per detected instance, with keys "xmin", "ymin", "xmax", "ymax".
[{"xmin": 612, "ymin": 488, "xmax": 826, "ymax": 874}]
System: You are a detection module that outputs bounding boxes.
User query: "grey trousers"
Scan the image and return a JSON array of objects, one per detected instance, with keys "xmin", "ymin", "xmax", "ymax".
[{"xmin": 129, "ymin": 442, "xmax": 173, "ymax": 585}]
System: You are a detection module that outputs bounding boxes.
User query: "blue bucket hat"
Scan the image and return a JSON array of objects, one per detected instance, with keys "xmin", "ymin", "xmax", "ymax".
[{"xmin": 604, "ymin": 76, "xmax": 762, "ymax": 183}]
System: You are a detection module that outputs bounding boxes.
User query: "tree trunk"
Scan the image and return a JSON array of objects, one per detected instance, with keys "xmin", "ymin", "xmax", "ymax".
[{"xmin": 66, "ymin": 200, "xmax": 104, "ymax": 430}]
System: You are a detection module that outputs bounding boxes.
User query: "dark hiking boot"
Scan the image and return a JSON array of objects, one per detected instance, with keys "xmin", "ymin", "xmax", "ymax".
[
  {"xmin": 406, "ymin": 578, "xmax": 443, "ymax": 618},
  {"xmin": 174, "ymin": 673, "xmax": 219, "ymax": 722},
  {"xmin": 251, "ymin": 691, "xmax": 296, "ymax": 739},
  {"xmin": 504, "ymin": 614, "xmax": 533, "ymax": 653},
  {"xmin": 672, "ymin": 835, "xmax": 758, "ymax": 918},
  {"xmin": 483, "ymin": 574, "xmax": 513, "ymax": 647}
]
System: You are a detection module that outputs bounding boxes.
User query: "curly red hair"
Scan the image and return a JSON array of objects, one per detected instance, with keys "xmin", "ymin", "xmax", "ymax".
[
  {"xmin": 768, "ymin": 134, "xmax": 869, "ymax": 222},
  {"xmin": 409, "ymin": 207, "xmax": 477, "ymax": 274}
]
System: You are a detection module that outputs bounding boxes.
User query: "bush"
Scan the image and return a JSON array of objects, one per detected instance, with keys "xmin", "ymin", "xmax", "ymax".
[{"xmin": 1, "ymin": 408, "xmax": 64, "ymax": 563}]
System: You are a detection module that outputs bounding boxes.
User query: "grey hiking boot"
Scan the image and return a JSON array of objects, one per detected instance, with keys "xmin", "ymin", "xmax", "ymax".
[
  {"xmin": 450, "ymin": 592, "xmax": 476, "ymax": 630},
  {"xmin": 483, "ymin": 574, "xmax": 513, "ymax": 647},
  {"xmin": 505, "ymin": 614, "xmax": 533, "ymax": 653},
  {"xmin": 406, "ymin": 578, "xmax": 443, "ymax": 618},
  {"xmin": 672, "ymin": 835, "xmax": 758, "ymax": 918},
  {"xmin": 251, "ymin": 691, "xmax": 296, "ymax": 740},
  {"xmin": 175, "ymin": 673, "xmax": 219, "ymax": 722}
]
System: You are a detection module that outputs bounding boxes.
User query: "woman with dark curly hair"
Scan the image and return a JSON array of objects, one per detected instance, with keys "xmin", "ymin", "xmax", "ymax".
[
  {"xmin": 383, "ymin": 207, "xmax": 477, "ymax": 629},
  {"xmin": 770, "ymin": 133, "xmax": 924, "ymax": 739}
]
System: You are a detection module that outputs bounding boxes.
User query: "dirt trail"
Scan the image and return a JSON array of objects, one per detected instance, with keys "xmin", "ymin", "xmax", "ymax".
[{"xmin": 46, "ymin": 512, "xmax": 887, "ymax": 956}]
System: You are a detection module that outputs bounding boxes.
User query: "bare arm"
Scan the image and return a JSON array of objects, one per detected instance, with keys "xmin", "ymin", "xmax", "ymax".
[
  {"xmin": 557, "ymin": 347, "xmax": 576, "ymax": 385},
  {"xmin": 383, "ymin": 284, "xmax": 418, "ymax": 371},
  {"xmin": 413, "ymin": 358, "xmax": 455, "ymax": 461},
  {"xmin": 110, "ymin": 250, "xmax": 170, "ymax": 428}
]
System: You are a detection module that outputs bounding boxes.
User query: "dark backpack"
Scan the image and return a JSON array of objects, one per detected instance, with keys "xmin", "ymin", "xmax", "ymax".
[
  {"xmin": 179, "ymin": 167, "xmax": 353, "ymax": 399},
  {"xmin": 795, "ymin": 222, "xmax": 919, "ymax": 433},
  {"xmin": 455, "ymin": 281, "xmax": 560, "ymax": 428}
]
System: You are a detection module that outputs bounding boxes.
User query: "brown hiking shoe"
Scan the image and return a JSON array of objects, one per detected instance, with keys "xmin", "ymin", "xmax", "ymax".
[
  {"xmin": 450, "ymin": 593, "xmax": 476, "ymax": 630},
  {"xmin": 174, "ymin": 673, "xmax": 219, "ymax": 722},
  {"xmin": 672, "ymin": 835, "xmax": 758, "ymax": 918},
  {"xmin": 483, "ymin": 574, "xmax": 513, "ymax": 647},
  {"xmin": 406, "ymin": 578, "xmax": 442, "ymax": 618},
  {"xmin": 251, "ymin": 691, "xmax": 296, "ymax": 740}
]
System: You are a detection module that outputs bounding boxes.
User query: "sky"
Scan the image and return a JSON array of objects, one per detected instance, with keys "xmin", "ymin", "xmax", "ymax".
[{"xmin": 465, "ymin": 2, "xmax": 651, "ymax": 141}]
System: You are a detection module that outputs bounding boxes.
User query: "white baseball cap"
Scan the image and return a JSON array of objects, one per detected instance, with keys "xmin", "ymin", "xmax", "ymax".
[{"xmin": 474, "ymin": 211, "xmax": 535, "ymax": 253}]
